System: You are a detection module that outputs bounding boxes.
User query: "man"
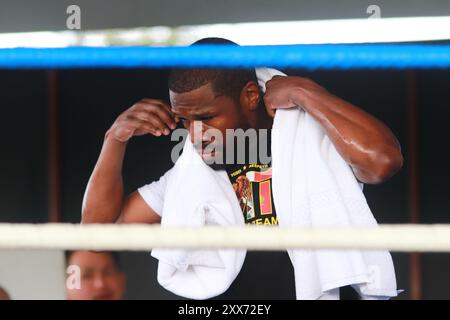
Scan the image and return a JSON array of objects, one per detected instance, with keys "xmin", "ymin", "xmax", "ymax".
[
  {"xmin": 81, "ymin": 38, "xmax": 402, "ymax": 299},
  {"xmin": 65, "ymin": 251, "xmax": 126, "ymax": 300}
]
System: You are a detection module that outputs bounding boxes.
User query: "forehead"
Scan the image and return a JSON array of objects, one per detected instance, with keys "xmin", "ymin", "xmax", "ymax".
[
  {"xmin": 169, "ymin": 83, "xmax": 222, "ymax": 113},
  {"xmin": 69, "ymin": 251, "xmax": 116, "ymax": 268}
]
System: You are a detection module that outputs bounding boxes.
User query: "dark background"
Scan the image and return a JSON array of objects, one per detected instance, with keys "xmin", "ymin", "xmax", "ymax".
[{"xmin": 0, "ymin": 64, "xmax": 449, "ymax": 299}]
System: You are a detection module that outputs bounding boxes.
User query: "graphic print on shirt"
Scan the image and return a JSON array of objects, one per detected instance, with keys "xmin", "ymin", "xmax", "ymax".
[{"xmin": 227, "ymin": 164, "xmax": 278, "ymax": 225}]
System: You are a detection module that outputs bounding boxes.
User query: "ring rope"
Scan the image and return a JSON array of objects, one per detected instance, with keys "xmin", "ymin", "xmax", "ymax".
[
  {"xmin": 1, "ymin": 223, "xmax": 450, "ymax": 252},
  {"xmin": 0, "ymin": 45, "xmax": 450, "ymax": 69}
]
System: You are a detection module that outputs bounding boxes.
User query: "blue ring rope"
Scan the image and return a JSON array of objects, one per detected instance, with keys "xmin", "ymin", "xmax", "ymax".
[{"xmin": 0, "ymin": 44, "xmax": 449, "ymax": 69}]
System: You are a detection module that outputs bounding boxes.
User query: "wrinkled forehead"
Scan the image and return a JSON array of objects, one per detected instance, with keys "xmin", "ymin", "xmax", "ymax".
[
  {"xmin": 169, "ymin": 83, "xmax": 231, "ymax": 116},
  {"xmin": 169, "ymin": 83, "xmax": 216, "ymax": 108},
  {"xmin": 69, "ymin": 251, "xmax": 117, "ymax": 269}
]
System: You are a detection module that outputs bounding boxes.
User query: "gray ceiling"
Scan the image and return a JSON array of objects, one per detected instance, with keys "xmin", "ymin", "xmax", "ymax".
[{"xmin": 0, "ymin": 0, "xmax": 449, "ymax": 33}]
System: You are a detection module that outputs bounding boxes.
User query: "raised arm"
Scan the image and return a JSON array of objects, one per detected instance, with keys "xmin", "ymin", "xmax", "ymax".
[
  {"xmin": 264, "ymin": 76, "xmax": 403, "ymax": 184},
  {"xmin": 81, "ymin": 99, "xmax": 177, "ymax": 224}
]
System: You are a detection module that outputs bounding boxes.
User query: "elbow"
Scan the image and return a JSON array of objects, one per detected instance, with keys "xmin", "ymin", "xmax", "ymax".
[
  {"xmin": 80, "ymin": 208, "xmax": 116, "ymax": 224},
  {"xmin": 81, "ymin": 203, "xmax": 122, "ymax": 224},
  {"xmin": 80, "ymin": 204, "xmax": 108, "ymax": 224},
  {"xmin": 80, "ymin": 197, "xmax": 94, "ymax": 224},
  {"xmin": 80, "ymin": 192, "xmax": 116, "ymax": 224},
  {"xmin": 368, "ymin": 148, "xmax": 404, "ymax": 184},
  {"xmin": 81, "ymin": 193, "xmax": 93, "ymax": 224},
  {"xmin": 80, "ymin": 207, "xmax": 94, "ymax": 224}
]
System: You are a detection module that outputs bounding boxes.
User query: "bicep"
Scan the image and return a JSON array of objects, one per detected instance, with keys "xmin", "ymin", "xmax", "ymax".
[{"xmin": 118, "ymin": 191, "xmax": 161, "ymax": 224}]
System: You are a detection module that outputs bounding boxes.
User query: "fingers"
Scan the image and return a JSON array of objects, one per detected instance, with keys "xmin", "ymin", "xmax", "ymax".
[
  {"xmin": 128, "ymin": 111, "xmax": 167, "ymax": 135},
  {"xmin": 263, "ymin": 95, "xmax": 276, "ymax": 118},
  {"xmin": 141, "ymin": 98, "xmax": 176, "ymax": 126},
  {"xmin": 112, "ymin": 98, "xmax": 180, "ymax": 141},
  {"xmin": 124, "ymin": 99, "xmax": 176, "ymax": 136},
  {"xmin": 134, "ymin": 100, "xmax": 177, "ymax": 133},
  {"xmin": 266, "ymin": 106, "xmax": 276, "ymax": 118},
  {"xmin": 114, "ymin": 116, "xmax": 157, "ymax": 140},
  {"xmin": 124, "ymin": 114, "xmax": 163, "ymax": 136},
  {"xmin": 144, "ymin": 104, "xmax": 177, "ymax": 131}
]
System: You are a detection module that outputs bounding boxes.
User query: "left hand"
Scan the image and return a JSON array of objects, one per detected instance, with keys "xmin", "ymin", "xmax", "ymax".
[{"xmin": 263, "ymin": 76, "xmax": 327, "ymax": 117}]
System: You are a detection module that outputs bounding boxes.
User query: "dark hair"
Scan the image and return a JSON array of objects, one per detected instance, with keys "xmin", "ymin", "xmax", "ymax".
[
  {"xmin": 168, "ymin": 37, "xmax": 257, "ymax": 101},
  {"xmin": 65, "ymin": 251, "xmax": 121, "ymax": 270}
]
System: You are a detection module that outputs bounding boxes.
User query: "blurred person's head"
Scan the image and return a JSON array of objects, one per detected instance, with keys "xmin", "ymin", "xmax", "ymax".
[
  {"xmin": 65, "ymin": 251, "xmax": 125, "ymax": 300},
  {"xmin": 0, "ymin": 286, "xmax": 11, "ymax": 300}
]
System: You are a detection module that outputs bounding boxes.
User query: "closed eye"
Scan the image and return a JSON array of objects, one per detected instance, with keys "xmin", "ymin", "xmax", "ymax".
[
  {"xmin": 178, "ymin": 116, "xmax": 213, "ymax": 122},
  {"xmin": 177, "ymin": 117, "xmax": 189, "ymax": 126},
  {"xmin": 197, "ymin": 115, "xmax": 214, "ymax": 121}
]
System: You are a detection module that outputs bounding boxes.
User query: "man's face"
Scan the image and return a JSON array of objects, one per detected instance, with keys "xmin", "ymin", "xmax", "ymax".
[
  {"xmin": 66, "ymin": 251, "xmax": 125, "ymax": 300},
  {"xmin": 170, "ymin": 82, "xmax": 249, "ymax": 166}
]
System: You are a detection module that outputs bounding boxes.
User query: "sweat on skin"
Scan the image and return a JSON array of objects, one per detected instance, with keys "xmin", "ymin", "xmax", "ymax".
[{"xmin": 80, "ymin": 38, "xmax": 403, "ymax": 300}]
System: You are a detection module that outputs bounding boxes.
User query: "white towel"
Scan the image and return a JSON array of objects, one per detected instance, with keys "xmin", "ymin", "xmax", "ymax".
[
  {"xmin": 151, "ymin": 135, "xmax": 246, "ymax": 299},
  {"xmin": 151, "ymin": 68, "xmax": 399, "ymax": 300}
]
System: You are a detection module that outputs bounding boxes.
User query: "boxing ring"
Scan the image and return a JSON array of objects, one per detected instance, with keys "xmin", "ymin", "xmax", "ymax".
[
  {"xmin": 0, "ymin": 44, "xmax": 449, "ymax": 69},
  {"xmin": 1, "ymin": 224, "xmax": 450, "ymax": 252},
  {"xmin": 0, "ymin": 44, "xmax": 450, "ymax": 249}
]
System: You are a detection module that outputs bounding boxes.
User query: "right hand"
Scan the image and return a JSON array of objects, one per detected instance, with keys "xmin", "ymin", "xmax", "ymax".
[{"xmin": 108, "ymin": 99, "xmax": 178, "ymax": 142}]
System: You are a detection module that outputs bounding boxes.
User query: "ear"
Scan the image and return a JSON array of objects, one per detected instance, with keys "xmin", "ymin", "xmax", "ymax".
[{"xmin": 239, "ymin": 81, "xmax": 260, "ymax": 112}]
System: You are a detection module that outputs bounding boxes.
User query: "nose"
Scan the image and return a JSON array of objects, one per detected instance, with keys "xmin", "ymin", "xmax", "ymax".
[
  {"xmin": 93, "ymin": 274, "xmax": 106, "ymax": 289},
  {"xmin": 189, "ymin": 120, "xmax": 206, "ymax": 145}
]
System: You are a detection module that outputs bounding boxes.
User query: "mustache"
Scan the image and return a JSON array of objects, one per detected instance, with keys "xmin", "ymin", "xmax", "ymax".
[
  {"xmin": 194, "ymin": 144, "xmax": 224, "ymax": 153},
  {"xmin": 193, "ymin": 139, "xmax": 223, "ymax": 151}
]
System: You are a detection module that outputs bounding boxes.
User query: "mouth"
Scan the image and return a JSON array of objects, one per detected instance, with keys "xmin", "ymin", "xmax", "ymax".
[
  {"xmin": 194, "ymin": 142, "xmax": 222, "ymax": 162},
  {"xmin": 201, "ymin": 149, "xmax": 217, "ymax": 161}
]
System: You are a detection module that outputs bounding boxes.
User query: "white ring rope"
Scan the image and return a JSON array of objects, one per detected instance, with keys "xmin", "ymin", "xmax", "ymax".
[{"xmin": 0, "ymin": 223, "xmax": 450, "ymax": 252}]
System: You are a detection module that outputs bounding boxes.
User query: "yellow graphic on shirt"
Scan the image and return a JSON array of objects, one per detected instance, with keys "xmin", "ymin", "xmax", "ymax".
[{"xmin": 230, "ymin": 165, "xmax": 277, "ymax": 225}]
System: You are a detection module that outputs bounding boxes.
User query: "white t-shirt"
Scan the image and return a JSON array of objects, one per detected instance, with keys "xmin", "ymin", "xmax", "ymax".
[
  {"xmin": 138, "ymin": 167, "xmax": 363, "ymax": 217},
  {"xmin": 137, "ymin": 168, "xmax": 173, "ymax": 216}
]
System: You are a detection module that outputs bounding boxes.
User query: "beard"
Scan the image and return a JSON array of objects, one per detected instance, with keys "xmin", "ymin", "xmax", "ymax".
[{"xmin": 193, "ymin": 129, "xmax": 272, "ymax": 170}]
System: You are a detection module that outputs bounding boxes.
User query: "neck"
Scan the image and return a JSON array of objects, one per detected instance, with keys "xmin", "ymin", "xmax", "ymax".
[{"xmin": 251, "ymin": 103, "xmax": 273, "ymax": 130}]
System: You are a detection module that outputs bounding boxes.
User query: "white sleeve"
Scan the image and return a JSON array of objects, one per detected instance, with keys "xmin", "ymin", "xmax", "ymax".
[{"xmin": 137, "ymin": 168, "xmax": 173, "ymax": 217}]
